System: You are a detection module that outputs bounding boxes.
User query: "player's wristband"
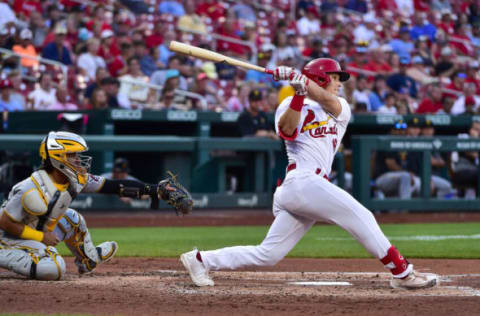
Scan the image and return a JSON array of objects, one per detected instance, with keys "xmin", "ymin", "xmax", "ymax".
[
  {"xmin": 289, "ymin": 95, "xmax": 305, "ymax": 112},
  {"xmin": 20, "ymin": 225, "xmax": 44, "ymax": 242}
]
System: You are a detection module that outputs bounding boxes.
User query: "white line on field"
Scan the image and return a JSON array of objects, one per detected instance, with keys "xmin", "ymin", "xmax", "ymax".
[
  {"xmin": 315, "ymin": 234, "xmax": 480, "ymax": 241},
  {"xmin": 289, "ymin": 281, "xmax": 352, "ymax": 286}
]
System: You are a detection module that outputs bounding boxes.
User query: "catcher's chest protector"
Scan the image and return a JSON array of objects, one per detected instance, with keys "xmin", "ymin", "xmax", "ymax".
[{"xmin": 27, "ymin": 170, "xmax": 74, "ymax": 231}]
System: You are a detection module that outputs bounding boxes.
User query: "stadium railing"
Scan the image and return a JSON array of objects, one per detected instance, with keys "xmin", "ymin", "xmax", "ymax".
[{"xmin": 352, "ymin": 135, "xmax": 480, "ymax": 211}]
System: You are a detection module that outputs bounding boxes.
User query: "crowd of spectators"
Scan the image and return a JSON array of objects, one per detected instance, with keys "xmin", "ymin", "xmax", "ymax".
[{"xmin": 1, "ymin": 0, "xmax": 480, "ymax": 116}]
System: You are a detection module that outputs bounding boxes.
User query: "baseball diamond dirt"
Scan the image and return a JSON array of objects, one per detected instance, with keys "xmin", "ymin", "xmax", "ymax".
[{"xmin": 1, "ymin": 210, "xmax": 479, "ymax": 316}]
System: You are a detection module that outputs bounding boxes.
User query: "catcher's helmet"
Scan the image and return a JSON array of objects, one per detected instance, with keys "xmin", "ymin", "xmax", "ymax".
[
  {"xmin": 302, "ymin": 58, "xmax": 350, "ymax": 88},
  {"xmin": 39, "ymin": 131, "xmax": 92, "ymax": 186}
]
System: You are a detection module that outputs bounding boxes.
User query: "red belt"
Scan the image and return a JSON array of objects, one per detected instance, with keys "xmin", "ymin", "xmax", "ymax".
[{"xmin": 287, "ymin": 163, "xmax": 329, "ymax": 181}]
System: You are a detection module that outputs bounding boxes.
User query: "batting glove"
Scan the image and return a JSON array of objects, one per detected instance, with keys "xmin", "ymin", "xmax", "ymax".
[
  {"xmin": 273, "ymin": 66, "xmax": 297, "ymax": 81},
  {"xmin": 290, "ymin": 73, "xmax": 309, "ymax": 96}
]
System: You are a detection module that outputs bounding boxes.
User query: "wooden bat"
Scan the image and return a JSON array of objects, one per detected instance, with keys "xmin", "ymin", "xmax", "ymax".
[{"xmin": 169, "ymin": 41, "xmax": 273, "ymax": 75}]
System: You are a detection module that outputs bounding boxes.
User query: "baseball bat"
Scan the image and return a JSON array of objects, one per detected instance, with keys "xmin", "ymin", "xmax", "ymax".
[{"xmin": 169, "ymin": 41, "xmax": 273, "ymax": 75}]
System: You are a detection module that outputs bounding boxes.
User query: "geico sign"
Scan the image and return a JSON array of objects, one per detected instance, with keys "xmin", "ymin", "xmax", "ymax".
[
  {"xmin": 111, "ymin": 110, "xmax": 143, "ymax": 120},
  {"xmin": 167, "ymin": 111, "xmax": 198, "ymax": 121}
]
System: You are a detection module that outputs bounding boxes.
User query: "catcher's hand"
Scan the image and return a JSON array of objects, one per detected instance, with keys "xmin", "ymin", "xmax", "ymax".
[{"xmin": 157, "ymin": 171, "xmax": 193, "ymax": 215}]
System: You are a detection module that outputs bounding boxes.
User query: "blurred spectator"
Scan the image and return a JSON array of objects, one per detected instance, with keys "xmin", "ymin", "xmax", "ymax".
[
  {"xmin": 215, "ymin": 52, "xmax": 237, "ymax": 80},
  {"xmin": 134, "ymin": 41, "xmax": 157, "ymax": 77},
  {"xmin": 48, "ymin": 84, "xmax": 78, "ymax": 111},
  {"xmin": 466, "ymin": 61, "xmax": 480, "ymax": 92},
  {"xmin": 410, "ymin": 12, "xmax": 437, "ymax": 41},
  {"xmin": 297, "ymin": 6, "xmax": 320, "ymax": 36},
  {"xmin": 216, "ymin": 14, "xmax": 244, "ymax": 55},
  {"xmin": 157, "ymin": 29, "xmax": 177, "ymax": 68},
  {"xmin": 27, "ymin": 73, "xmax": 56, "ymax": 110},
  {"xmin": 377, "ymin": 93, "xmax": 398, "ymax": 114},
  {"xmin": 434, "ymin": 46, "xmax": 456, "ymax": 77},
  {"xmin": 145, "ymin": 22, "xmax": 165, "ymax": 49},
  {"xmin": 346, "ymin": 45, "xmax": 371, "ymax": 77},
  {"xmin": 374, "ymin": 121, "xmax": 415, "ymax": 199},
  {"xmin": 159, "ymin": 0, "xmax": 185, "ymax": 17},
  {"xmin": 354, "ymin": 102, "xmax": 368, "ymax": 113},
  {"xmin": 451, "ymin": 82, "xmax": 480, "ymax": 115},
  {"xmin": 13, "ymin": 0, "xmax": 42, "ymax": 19},
  {"xmin": 245, "ymin": 44, "xmax": 277, "ymax": 87},
  {"xmin": 364, "ymin": 48, "xmax": 393, "ymax": 76},
  {"xmin": 12, "ymin": 29, "xmax": 39, "ymax": 69},
  {"xmin": 450, "ymin": 121, "xmax": 480, "ymax": 198},
  {"xmin": 303, "ymin": 37, "xmax": 330, "ymax": 61},
  {"xmin": 320, "ymin": 0, "xmax": 338, "ymax": 12},
  {"xmin": 231, "ymin": 1, "xmax": 256, "ymax": 22},
  {"xmin": 226, "ymin": 84, "xmax": 250, "ymax": 112},
  {"xmin": 177, "ymin": 0, "xmax": 207, "ymax": 34},
  {"xmin": 238, "ymin": 89, "xmax": 278, "ymax": 140},
  {"xmin": 353, "ymin": 14, "xmax": 378, "ymax": 47},
  {"xmin": 406, "ymin": 55, "xmax": 439, "ymax": 85},
  {"xmin": 151, "ymin": 55, "xmax": 188, "ymax": 90},
  {"xmin": 190, "ymin": 72, "xmax": 224, "ymax": 109},
  {"xmin": 265, "ymin": 88, "xmax": 279, "ymax": 113},
  {"xmin": 101, "ymin": 157, "xmax": 141, "ymax": 204},
  {"xmin": 119, "ymin": 57, "xmax": 155, "ymax": 108},
  {"xmin": 89, "ymin": 88, "xmax": 109, "ymax": 110},
  {"xmin": 77, "ymin": 38, "xmax": 106, "ymax": 82},
  {"xmin": 7, "ymin": 71, "xmax": 26, "ymax": 110},
  {"xmin": 415, "ymin": 35, "xmax": 434, "ymax": 66},
  {"xmin": 109, "ymin": 42, "xmax": 134, "ymax": 77},
  {"xmin": 101, "ymin": 77, "xmax": 130, "ymax": 109},
  {"xmin": 98, "ymin": 29, "xmax": 120, "ymax": 64},
  {"xmin": 438, "ymin": 11, "xmax": 455, "ymax": 35},
  {"xmin": 196, "ymin": 0, "xmax": 226, "ymax": 21},
  {"xmin": 387, "ymin": 56, "xmax": 418, "ymax": 98},
  {"xmin": 85, "ymin": 67, "xmax": 109, "ymax": 100},
  {"xmin": 405, "ymin": 117, "xmax": 454, "ymax": 198},
  {"xmin": 0, "ymin": 79, "xmax": 23, "ymax": 111},
  {"xmin": 345, "ymin": 0, "xmax": 368, "ymax": 13},
  {"xmin": 389, "ymin": 27, "xmax": 414, "ymax": 61},
  {"xmin": 416, "ymin": 83, "xmax": 444, "ymax": 114},
  {"xmin": 451, "ymin": 23, "xmax": 474, "ymax": 56},
  {"xmin": 369, "ymin": 75, "xmax": 389, "ymax": 111},
  {"xmin": 421, "ymin": 119, "xmax": 450, "ymax": 182},
  {"xmin": 271, "ymin": 32, "xmax": 302, "ymax": 68},
  {"xmin": 0, "ymin": 24, "xmax": 14, "ymax": 50},
  {"xmin": 352, "ymin": 75, "xmax": 372, "ymax": 111},
  {"xmin": 41, "ymin": 25, "xmax": 72, "ymax": 65},
  {"xmin": 29, "ymin": 11, "xmax": 49, "ymax": 48},
  {"xmin": 445, "ymin": 71, "xmax": 467, "ymax": 99},
  {"xmin": 432, "ymin": 1, "xmax": 452, "ymax": 12},
  {"xmin": 0, "ymin": 2, "xmax": 17, "ymax": 30}
]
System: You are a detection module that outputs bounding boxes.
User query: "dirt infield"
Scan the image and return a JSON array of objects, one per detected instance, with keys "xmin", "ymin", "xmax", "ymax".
[{"xmin": 1, "ymin": 210, "xmax": 479, "ymax": 316}]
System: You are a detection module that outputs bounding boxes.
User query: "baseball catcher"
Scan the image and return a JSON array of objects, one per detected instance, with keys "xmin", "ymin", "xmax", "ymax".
[{"xmin": 0, "ymin": 131, "xmax": 192, "ymax": 280}]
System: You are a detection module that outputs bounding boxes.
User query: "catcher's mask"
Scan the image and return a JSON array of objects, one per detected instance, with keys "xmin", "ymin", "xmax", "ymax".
[
  {"xmin": 302, "ymin": 58, "xmax": 350, "ymax": 88},
  {"xmin": 39, "ymin": 131, "xmax": 92, "ymax": 186}
]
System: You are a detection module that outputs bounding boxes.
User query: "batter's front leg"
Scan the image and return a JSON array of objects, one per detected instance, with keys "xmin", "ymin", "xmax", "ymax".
[{"xmin": 202, "ymin": 209, "xmax": 315, "ymax": 271}]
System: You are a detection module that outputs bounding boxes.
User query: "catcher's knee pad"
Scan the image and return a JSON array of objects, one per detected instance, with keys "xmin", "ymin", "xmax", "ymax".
[{"xmin": 0, "ymin": 246, "xmax": 65, "ymax": 280}]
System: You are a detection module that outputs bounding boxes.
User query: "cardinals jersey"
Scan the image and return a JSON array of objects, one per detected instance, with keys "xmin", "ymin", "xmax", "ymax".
[{"xmin": 275, "ymin": 96, "xmax": 351, "ymax": 176}]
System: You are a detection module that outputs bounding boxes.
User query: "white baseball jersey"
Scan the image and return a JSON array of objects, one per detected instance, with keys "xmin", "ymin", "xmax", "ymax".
[{"xmin": 274, "ymin": 95, "xmax": 351, "ymax": 176}]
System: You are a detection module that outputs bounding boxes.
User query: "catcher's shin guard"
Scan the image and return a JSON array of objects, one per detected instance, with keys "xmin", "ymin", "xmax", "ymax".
[
  {"xmin": 55, "ymin": 209, "xmax": 118, "ymax": 274},
  {"xmin": 0, "ymin": 244, "xmax": 65, "ymax": 280}
]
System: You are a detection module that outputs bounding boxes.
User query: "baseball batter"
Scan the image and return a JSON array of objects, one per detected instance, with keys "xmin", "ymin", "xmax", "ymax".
[
  {"xmin": 181, "ymin": 59, "xmax": 439, "ymax": 290},
  {"xmin": 0, "ymin": 131, "xmax": 192, "ymax": 280}
]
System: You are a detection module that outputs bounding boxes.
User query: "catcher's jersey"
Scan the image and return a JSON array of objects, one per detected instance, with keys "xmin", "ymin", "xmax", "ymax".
[
  {"xmin": 275, "ymin": 95, "xmax": 351, "ymax": 176},
  {"xmin": 0, "ymin": 172, "xmax": 105, "ymax": 234}
]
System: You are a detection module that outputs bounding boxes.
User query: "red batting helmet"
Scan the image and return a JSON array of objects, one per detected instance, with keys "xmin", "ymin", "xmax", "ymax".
[{"xmin": 302, "ymin": 58, "xmax": 350, "ymax": 88}]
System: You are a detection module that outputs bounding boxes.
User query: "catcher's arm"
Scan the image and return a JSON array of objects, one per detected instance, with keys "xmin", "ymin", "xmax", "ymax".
[{"xmin": 98, "ymin": 174, "xmax": 193, "ymax": 214}]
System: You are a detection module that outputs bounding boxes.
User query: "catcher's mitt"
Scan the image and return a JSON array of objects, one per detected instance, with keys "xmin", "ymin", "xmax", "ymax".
[{"xmin": 157, "ymin": 171, "xmax": 193, "ymax": 215}]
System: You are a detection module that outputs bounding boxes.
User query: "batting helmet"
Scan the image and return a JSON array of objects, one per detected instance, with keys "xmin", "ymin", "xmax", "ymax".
[{"xmin": 302, "ymin": 58, "xmax": 350, "ymax": 88}]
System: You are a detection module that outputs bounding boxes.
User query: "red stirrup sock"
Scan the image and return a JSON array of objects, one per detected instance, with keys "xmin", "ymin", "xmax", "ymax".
[
  {"xmin": 196, "ymin": 251, "xmax": 203, "ymax": 262},
  {"xmin": 380, "ymin": 246, "xmax": 412, "ymax": 278},
  {"xmin": 289, "ymin": 94, "xmax": 305, "ymax": 112}
]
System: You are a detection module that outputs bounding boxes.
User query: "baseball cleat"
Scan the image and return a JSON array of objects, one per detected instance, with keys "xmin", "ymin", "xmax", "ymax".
[
  {"xmin": 180, "ymin": 249, "xmax": 214, "ymax": 287},
  {"xmin": 76, "ymin": 241, "xmax": 118, "ymax": 274},
  {"xmin": 390, "ymin": 270, "xmax": 439, "ymax": 290}
]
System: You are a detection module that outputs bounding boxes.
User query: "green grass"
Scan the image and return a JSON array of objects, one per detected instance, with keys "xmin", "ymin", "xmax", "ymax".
[{"xmin": 56, "ymin": 222, "xmax": 480, "ymax": 259}]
